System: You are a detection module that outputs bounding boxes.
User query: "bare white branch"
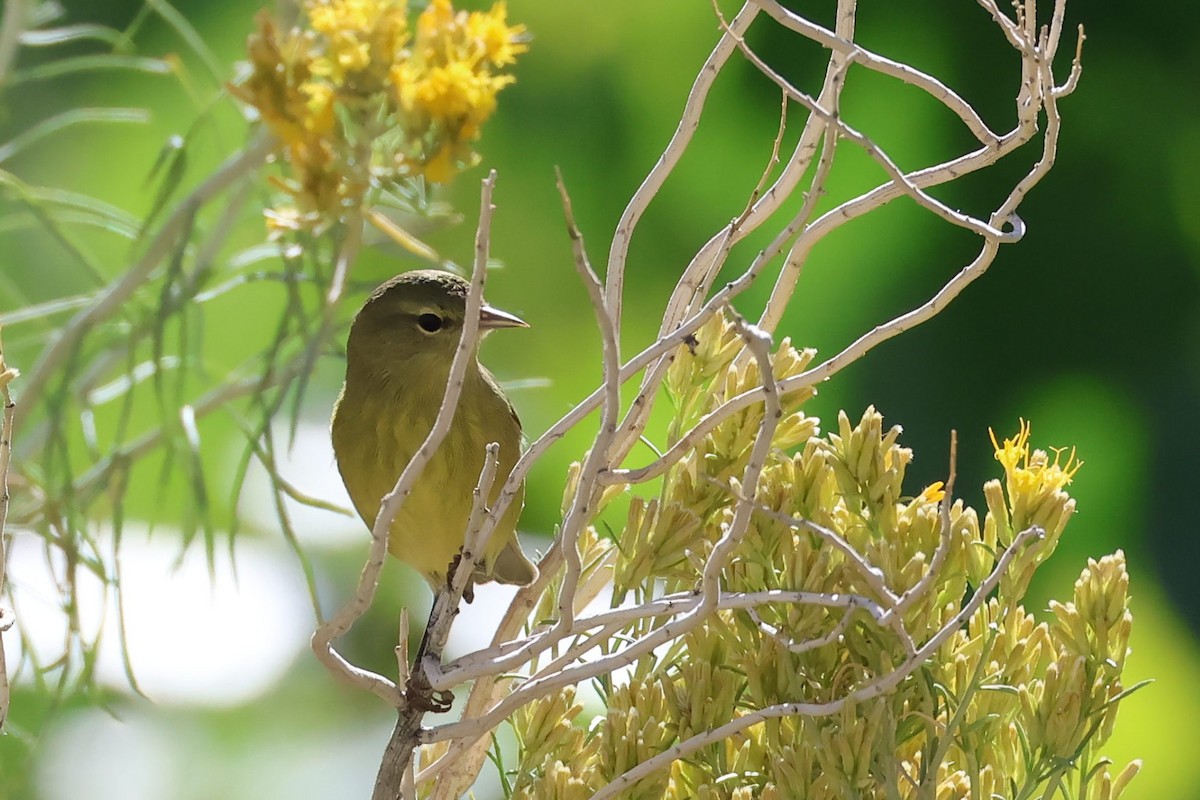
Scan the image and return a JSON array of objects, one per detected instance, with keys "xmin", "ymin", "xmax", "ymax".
[
  {"xmin": 0, "ymin": 325, "xmax": 15, "ymax": 731},
  {"xmin": 352, "ymin": 1, "xmax": 1085, "ymax": 793},
  {"xmin": 552, "ymin": 169, "xmax": 621, "ymax": 629},
  {"xmin": 605, "ymin": 2, "xmax": 761, "ymax": 334},
  {"xmin": 311, "ymin": 173, "xmax": 498, "ymax": 712}
]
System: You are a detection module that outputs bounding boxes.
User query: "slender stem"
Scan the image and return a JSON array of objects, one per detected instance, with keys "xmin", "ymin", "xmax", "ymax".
[
  {"xmin": 367, "ymin": 172, "xmax": 499, "ymax": 800},
  {"xmin": 604, "ymin": 2, "xmax": 761, "ymax": 334},
  {"xmin": 553, "ymin": 169, "xmax": 620, "ymax": 629},
  {"xmin": 0, "ymin": 327, "xmax": 15, "ymax": 731},
  {"xmin": 16, "ymin": 132, "xmax": 274, "ymax": 424},
  {"xmin": 0, "ymin": 0, "xmax": 26, "ymax": 87}
]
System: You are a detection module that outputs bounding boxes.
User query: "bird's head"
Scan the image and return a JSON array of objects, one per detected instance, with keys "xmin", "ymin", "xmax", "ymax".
[{"xmin": 345, "ymin": 269, "xmax": 527, "ymax": 388}]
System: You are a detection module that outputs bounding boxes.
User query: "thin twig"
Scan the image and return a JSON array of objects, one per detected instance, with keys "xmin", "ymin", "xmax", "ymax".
[
  {"xmin": 755, "ymin": 111, "xmax": 838, "ymax": 334},
  {"xmin": 553, "ymin": 168, "xmax": 620, "ymax": 629},
  {"xmin": 367, "ymin": 171, "xmax": 499, "ymax": 800},
  {"xmin": 604, "ymin": 2, "xmax": 761, "ymax": 334},
  {"xmin": 0, "ymin": 324, "xmax": 16, "ymax": 730}
]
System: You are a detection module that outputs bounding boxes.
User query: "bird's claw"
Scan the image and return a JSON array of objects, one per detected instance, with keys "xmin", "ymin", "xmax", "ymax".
[{"xmin": 406, "ymin": 673, "xmax": 454, "ymax": 714}]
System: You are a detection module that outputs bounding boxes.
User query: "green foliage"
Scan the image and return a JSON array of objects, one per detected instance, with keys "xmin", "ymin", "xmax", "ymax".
[{"xmin": 0, "ymin": 0, "xmax": 525, "ymax": 712}]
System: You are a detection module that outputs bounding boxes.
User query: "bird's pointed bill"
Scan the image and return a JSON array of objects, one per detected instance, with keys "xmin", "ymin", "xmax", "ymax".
[{"xmin": 480, "ymin": 304, "xmax": 528, "ymax": 329}]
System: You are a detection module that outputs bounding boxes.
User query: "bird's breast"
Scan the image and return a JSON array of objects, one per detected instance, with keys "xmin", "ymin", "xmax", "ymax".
[{"xmin": 330, "ymin": 371, "xmax": 521, "ymax": 582}]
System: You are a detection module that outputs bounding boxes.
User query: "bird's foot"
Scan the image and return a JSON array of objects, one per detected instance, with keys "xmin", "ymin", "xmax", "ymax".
[{"xmin": 406, "ymin": 672, "xmax": 454, "ymax": 714}]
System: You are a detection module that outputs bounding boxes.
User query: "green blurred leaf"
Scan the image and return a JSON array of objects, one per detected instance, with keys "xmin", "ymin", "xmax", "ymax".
[
  {"xmin": 7, "ymin": 54, "xmax": 171, "ymax": 85},
  {"xmin": 0, "ymin": 107, "xmax": 151, "ymax": 164}
]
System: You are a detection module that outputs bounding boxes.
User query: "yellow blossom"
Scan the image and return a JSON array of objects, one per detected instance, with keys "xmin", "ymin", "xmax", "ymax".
[
  {"xmin": 396, "ymin": 60, "xmax": 504, "ymax": 123},
  {"xmin": 230, "ymin": 13, "xmax": 317, "ymax": 147},
  {"xmin": 307, "ymin": 0, "xmax": 409, "ymax": 85},
  {"xmin": 385, "ymin": 0, "xmax": 526, "ymax": 179},
  {"xmin": 467, "ymin": 1, "xmax": 529, "ymax": 66},
  {"xmin": 990, "ymin": 419, "xmax": 1081, "ymax": 499},
  {"xmin": 918, "ymin": 480, "xmax": 946, "ymax": 504},
  {"xmin": 300, "ymin": 81, "xmax": 337, "ymax": 136}
]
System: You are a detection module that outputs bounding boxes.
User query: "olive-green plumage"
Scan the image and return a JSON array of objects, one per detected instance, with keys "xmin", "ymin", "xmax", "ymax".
[{"xmin": 331, "ymin": 270, "xmax": 537, "ymax": 597}]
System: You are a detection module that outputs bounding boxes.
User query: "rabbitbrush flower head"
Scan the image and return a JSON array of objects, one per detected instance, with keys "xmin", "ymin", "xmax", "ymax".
[{"xmin": 500, "ymin": 312, "xmax": 1141, "ymax": 800}]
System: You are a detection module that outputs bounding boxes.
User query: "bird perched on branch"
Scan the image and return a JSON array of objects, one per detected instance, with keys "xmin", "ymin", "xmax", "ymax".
[{"xmin": 331, "ymin": 270, "xmax": 538, "ymax": 601}]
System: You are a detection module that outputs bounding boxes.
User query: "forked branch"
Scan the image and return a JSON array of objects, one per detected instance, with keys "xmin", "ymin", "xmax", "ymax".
[{"xmin": 336, "ymin": 2, "xmax": 1085, "ymax": 796}]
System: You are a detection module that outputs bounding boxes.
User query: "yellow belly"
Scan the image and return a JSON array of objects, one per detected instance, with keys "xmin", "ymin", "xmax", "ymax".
[{"xmin": 330, "ymin": 379, "xmax": 525, "ymax": 589}]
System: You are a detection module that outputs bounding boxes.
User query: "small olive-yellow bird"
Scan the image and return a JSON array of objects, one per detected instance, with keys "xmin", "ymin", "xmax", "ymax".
[{"xmin": 331, "ymin": 270, "xmax": 538, "ymax": 599}]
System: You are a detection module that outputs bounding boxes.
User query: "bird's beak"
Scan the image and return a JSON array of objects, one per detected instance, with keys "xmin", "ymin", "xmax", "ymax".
[{"xmin": 480, "ymin": 303, "xmax": 529, "ymax": 330}]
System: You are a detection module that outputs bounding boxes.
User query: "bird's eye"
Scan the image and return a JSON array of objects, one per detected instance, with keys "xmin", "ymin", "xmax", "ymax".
[{"xmin": 417, "ymin": 312, "xmax": 444, "ymax": 333}]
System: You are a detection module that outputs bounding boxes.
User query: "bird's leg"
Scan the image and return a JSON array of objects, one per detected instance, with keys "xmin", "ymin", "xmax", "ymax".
[
  {"xmin": 406, "ymin": 631, "xmax": 454, "ymax": 713},
  {"xmin": 445, "ymin": 551, "xmax": 476, "ymax": 603},
  {"xmin": 405, "ymin": 667, "xmax": 453, "ymax": 713}
]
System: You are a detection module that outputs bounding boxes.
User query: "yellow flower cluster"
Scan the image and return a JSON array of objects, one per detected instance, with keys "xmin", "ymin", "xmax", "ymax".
[
  {"xmin": 510, "ymin": 312, "xmax": 1140, "ymax": 800},
  {"xmin": 231, "ymin": 0, "xmax": 526, "ymax": 230},
  {"xmin": 985, "ymin": 419, "xmax": 1082, "ymax": 598}
]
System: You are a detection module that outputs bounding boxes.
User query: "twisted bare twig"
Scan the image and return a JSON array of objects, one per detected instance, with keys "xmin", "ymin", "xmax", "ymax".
[{"xmin": 292, "ymin": 1, "xmax": 1084, "ymax": 794}]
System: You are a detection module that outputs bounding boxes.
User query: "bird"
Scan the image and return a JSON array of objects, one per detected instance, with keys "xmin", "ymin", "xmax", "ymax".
[{"xmin": 331, "ymin": 269, "xmax": 538, "ymax": 602}]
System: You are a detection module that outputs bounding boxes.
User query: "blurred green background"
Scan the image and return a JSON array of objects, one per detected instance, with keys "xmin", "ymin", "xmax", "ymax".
[{"xmin": 0, "ymin": 0, "xmax": 1196, "ymax": 797}]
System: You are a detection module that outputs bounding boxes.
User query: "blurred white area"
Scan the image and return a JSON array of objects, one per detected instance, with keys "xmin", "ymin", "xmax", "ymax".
[
  {"xmin": 237, "ymin": 419, "xmax": 365, "ymax": 548},
  {"xmin": 37, "ymin": 710, "xmax": 182, "ymax": 800},
  {"xmin": 7, "ymin": 524, "xmax": 311, "ymax": 706},
  {"xmin": 10, "ymin": 417, "xmax": 573, "ymax": 799},
  {"xmin": 37, "ymin": 706, "xmax": 391, "ymax": 800},
  {"xmin": 444, "ymin": 579, "xmax": 522, "ymax": 658}
]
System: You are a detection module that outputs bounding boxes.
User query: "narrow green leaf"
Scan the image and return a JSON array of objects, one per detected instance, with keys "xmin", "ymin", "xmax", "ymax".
[
  {"xmin": 19, "ymin": 23, "xmax": 126, "ymax": 48},
  {"xmin": 0, "ymin": 291, "xmax": 101, "ymax": 326},
  {"xmin": 8, "ymin": 55, "xmax": 171, "ymax": 85},
  {"xmin": 146, "ymin": 0, "xmax": 224, "ymax": 86},
  {"xmin": 141, "ymin": 134, "xmax": 188, "ymax": 235},
  {"xmin": 0, "ymin": 107, "xmax": 152, "ymax": 164}
]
